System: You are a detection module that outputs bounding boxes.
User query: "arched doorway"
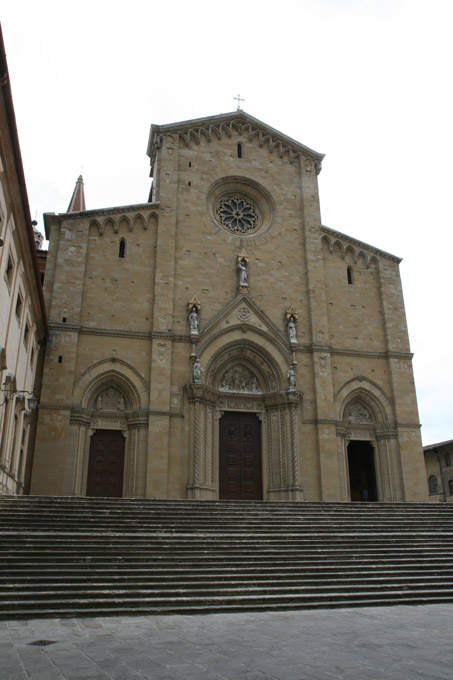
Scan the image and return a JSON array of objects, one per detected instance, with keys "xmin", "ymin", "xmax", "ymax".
[
  {"xmin": 67, "ymin": 363, "xmax": 148, "ymax": 497},
  {"xmin": 187, "ymin": 339, "xmax": 303, "ymax": 501},
  {"xmin": 347, "ymin": 440, "xmax": 377, "ymax": 502},
  {"xmin": 219, "ymin": 411, "xmax": 262, "ymax": 500}
]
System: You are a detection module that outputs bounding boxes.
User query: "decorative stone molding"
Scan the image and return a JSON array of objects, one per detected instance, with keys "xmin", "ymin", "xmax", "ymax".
[
  {"xmin": 321, "ymin": 225, "xmax": 400, "ymax": 265},
  {"xmin": 207, "ymin": 176, "xmax": 276, "ymax": 243},
  {"xmin": 196, "ymin": 295, "xmax": 288, "ymax": 358},
  {"xmin": 95, "ymin": 387, "xmax": 125, "ymax": 411},
  {"xmin": 219, "ymin": 365, "xmax": 262, "ymax": 394},
  {"xmin": 148, "ymin": 112, "xmax": 324, "ymax": 168},
  {"xmin": 344, "ymin": 402, "xmax": 373, "ymax": 424}
]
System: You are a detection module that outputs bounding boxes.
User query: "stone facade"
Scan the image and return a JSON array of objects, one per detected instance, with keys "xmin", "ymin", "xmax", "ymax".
[
  {"xmin": 31, "ymin": 111, "xmax": 427, "ymax": 501},
  {"xmin": 0, "ymin": 27, "xmax": 47, "ymax": 495},
  {"xmin": 424, "ymin": 440, "xmax": 453, "ymax": 502}
]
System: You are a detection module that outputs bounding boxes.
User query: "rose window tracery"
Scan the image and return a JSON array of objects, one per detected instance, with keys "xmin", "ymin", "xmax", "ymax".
[{"xmin": 216, "ymin": 196, "xmax": 258, "ymax": 234}]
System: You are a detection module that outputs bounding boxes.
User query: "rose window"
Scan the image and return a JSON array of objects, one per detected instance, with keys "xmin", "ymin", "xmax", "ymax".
[{"xmin": 216, "ymin": 196, "xmax": 258, "ymax": 234}]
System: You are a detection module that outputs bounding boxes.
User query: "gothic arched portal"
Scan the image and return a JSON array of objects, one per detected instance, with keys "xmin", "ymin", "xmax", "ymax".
[{"xmin": 187, "ymin": 340, "xmax": 303, "ymax": 501}]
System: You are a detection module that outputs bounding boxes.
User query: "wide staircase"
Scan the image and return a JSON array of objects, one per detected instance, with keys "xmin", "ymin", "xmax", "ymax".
[{"xmin": 1, "ymin": 496, "xmax": 453, "ymax": 618}]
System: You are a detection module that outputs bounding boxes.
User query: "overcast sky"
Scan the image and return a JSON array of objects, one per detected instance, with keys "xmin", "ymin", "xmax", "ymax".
[{"xmin": 2, "ymin": 0, "xmax": 452, "ymax": 446}]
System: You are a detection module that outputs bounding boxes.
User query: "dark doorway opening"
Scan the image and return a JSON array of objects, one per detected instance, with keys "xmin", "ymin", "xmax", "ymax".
[
  {"xmin": 347, "ymin": 440, "xmax": 378, "ymax": 502},
  {"xmin": 86, "ymin": 429, "xmax": 125, "ymax": 497},
  {"xmin": 219, "ymin": 412, "xmax": 262, "ymax": 500}
]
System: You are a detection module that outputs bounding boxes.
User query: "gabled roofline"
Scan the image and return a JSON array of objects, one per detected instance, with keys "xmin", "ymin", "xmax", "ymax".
[
  {"xmin": 321, "ymin": 225, "xmax": 402, "ymax": 264},
  {"xmin": 43, "ymin": 201, "xmax": 160, "ymax": 234},
  {"xmin": 147, "ymin": 110, "xmax": 325, "ymax": 163}
]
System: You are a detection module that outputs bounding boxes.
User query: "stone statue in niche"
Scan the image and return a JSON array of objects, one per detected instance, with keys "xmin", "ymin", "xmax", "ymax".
[
  {"xmin": 188, "ymin": 306, "xmax": 199, "ymax": 335},
  {"xmin": 192, "ymin": 358, "xmax": 203, "ymax": 383},
  {"xmin": 287, "ymin": 364, "xmax": 296, "ymax": 391},
  {"xmin": 219, "ymin": 365, "xmax": 262, "ymax": 393},
  {"xmin": 96, "ymin": 387, "xmax": 125, "ymax": 411},
  {"xmin": 287, "ymin": 316, "xmax": 297, "ymax": 343},
  {"xmin": 345, "ymin": 403, "xmax": 373, "ymax": 424},
  {"xmin": 238, "ymin": 258, "xmax": 248, "ymax": 287}
]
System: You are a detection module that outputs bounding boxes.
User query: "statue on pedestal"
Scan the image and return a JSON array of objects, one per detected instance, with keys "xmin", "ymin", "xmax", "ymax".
[
  {"xmin": 287, "ymin": 364, "xmax": 296, "ymax": 391},
  {"xmin": 192, "ymin": 358, "xmax": 203, "ymax": 383}
]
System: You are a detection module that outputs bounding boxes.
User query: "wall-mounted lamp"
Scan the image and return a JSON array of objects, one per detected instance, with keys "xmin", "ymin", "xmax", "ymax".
[{"xmin": 0, "ymin": 389, "xmax": 38, "ymax": 410}]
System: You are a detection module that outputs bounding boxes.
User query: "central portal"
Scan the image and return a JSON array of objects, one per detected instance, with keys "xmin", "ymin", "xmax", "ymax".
[{"xmin": 219, "ymin": 412, "xmax": 262, "ymax": 500}]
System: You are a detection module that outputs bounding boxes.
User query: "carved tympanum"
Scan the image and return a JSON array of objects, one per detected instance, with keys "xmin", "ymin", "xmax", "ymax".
[
  {"xmin": 96, "ymin": 387, "xmax": 125, "ymax": 411},
  {"xmin": 219, "ymin": 365, "xmax": 262, "ymax": 393},
  {"xmin": 345, "ymin": 402, "xmax": 373, "ymax": 424}
]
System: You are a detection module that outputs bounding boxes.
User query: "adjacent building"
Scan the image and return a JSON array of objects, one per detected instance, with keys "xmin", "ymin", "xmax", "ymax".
[
  {"xmin": 424, "ymin": 440, "xmax": 453, "ymax": 502},
  {"xmin": 0, "ymin": 26, "xmax": 47, "ymax": 494}
]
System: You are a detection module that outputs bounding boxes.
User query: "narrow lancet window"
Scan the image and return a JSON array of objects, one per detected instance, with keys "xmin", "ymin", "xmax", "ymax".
[
  {"xmin": 237, "ymin": 143, "xmax": 242, "ymax": 158},
  {"xmin": 347, "ymin": 266, "xmax": 353, "ymax": 285},
  {"xmin": 119, "ymin": 239, "xmax": 126, "ymax": 259}
]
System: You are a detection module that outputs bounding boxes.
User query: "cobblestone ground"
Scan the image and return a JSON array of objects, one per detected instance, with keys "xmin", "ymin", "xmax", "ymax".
[{"xmin": 1, "ymin": 604, "xmax": 452, "ymax": 680}]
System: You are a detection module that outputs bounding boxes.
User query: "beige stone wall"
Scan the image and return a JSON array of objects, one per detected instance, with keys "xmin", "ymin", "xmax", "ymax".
[
  {"xmin": 31, "ymin": 112, "xmax": 428, "ymax": 502},
  {"xmin": 424, "ymin": 444, "xmax": 453, "ymax": 503}
]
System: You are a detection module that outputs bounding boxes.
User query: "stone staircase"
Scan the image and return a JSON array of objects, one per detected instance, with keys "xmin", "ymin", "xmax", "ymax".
[{"xmin": 1, "ymin": 496, "xmax": 453, "ymax": 618}]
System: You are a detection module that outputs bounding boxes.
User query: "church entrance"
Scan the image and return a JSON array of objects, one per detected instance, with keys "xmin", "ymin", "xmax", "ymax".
[
  {"xmin": 219, "ymin": 412, "xmax": 262, "ymax": 500},
  {"xmin": 86, "ymin": 429, "xmax": 125, "ymax": 497},
  {"xmin": 347, "ymin": 440, "xmax": 377, "ymax": 501}
]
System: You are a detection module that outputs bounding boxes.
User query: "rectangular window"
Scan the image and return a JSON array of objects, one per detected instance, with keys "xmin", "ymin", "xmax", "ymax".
[
  {"xmin": 4, "ymin": 253, "xmax": 14, "ymax": 291},
  {"xmin": 23, "ymin": 322, "xmax": 30, "ymax": 348},
  {"xmin": 15, "ymin": 293, "xmax": 23, "ymax": 322}
]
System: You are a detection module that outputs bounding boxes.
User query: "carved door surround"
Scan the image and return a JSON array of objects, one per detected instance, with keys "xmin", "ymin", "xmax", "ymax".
[
  {"xmin": 187, "ymin": 344, "xmax": 303, "ymax": 501},
  {"xmin": 336, "ymin": 396, "xmax": 401, "ymax": 502},
  {"xmin": 66, "ymin": 363, "xmax": 148, "ymax": 498}
]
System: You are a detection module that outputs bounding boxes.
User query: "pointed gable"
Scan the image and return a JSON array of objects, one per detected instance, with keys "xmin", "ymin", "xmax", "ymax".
[{"xmin": 147, "ymin": 111, "xmax": 325, "ymax": 174}]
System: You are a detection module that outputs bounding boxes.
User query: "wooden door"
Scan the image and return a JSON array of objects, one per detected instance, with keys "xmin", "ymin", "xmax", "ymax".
[
  {"xmin": 219, "ymin": 412, "xmax": 262, "ymax": 500},
  {"xmin": 86, "ymin": 429, "xmax": 125, "ymax": 497}
]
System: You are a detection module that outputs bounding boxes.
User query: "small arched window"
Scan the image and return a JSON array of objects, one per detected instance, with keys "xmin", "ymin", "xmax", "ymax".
[
  {"xmin": 446, "ymin": 452, "xmax": 452, "ymax": 467},
  {"xmin": 237, "ymin": 143, "xmax": 242, "ymax": 159},
  {"xmin": 429, "ymin": 475, "xmax": 439, "ymax": 494},
  {"xmin": 347, "ymin": 266, "xmax": 353, "ymax": 285},
  {"xmin": 119, "ymin": 239, "xmax": 126, "ymax": 259},
  {"xmin": 449, "ymin": 480, "xmax": 453, "ymax": 495}
]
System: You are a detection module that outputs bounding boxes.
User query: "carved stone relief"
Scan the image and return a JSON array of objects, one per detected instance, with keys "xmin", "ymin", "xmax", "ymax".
[
  {"xmin": 96, "ymin": 387, "xmax": 125, "ymax": 411},
  {"xmin": 219, "ymin": 365, "xmax": 261, "ymax": 393},
  {"xmin": 345, "ymin": 402, "xmax": 373, "ymax": 424},
  {"xmin": 236, "ymin": 306, "xmax": 251, "ymax": 322}
]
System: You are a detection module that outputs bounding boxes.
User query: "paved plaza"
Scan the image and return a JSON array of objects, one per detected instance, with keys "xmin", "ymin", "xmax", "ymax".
[{"xmin": 1, "ymin": 604, "xmax": 452, "ymax": 680}]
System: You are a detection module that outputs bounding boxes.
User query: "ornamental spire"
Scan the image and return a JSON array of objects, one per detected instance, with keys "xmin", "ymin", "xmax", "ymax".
[{"xmin": 67, "ymin": 175, "xmax": 86, "ymax": 212}]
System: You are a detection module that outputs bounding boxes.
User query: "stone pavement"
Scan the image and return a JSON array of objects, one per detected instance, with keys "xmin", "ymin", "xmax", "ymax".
[{"xmin": 1, "ymin": 604, "xmax": 452, "ymax": 680}]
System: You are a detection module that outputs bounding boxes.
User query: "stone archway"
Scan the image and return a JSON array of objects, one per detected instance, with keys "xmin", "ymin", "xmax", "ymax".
[
  {"xmin": 187, "ymin": 340, "xmax": 303, "ymax": 501},
  {"xmin": 65, "ymin": 362, "xmax": 149, "ymax": 497},
  {"xmin": 335, "ymin": 391, "xmax": 403, "ymax": 502}
]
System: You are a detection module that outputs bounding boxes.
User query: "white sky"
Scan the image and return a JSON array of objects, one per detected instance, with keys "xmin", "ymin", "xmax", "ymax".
[{"xmin": 2, "ymin": 0, "xmax": 452, "ymax": 446}]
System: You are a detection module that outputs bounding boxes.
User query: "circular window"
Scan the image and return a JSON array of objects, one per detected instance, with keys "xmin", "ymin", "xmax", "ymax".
[
  {"xmin": 207, "ymin": 177, "xmax": 275, "ymax": 239},
  {"xmin": 216, "ymin": 196, "xmax": 258, "ymax": 234}
]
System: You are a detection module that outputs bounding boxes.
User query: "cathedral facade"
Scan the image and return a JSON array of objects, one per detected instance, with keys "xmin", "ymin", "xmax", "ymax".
[{"xmin": 31, "ymin": 111, "xmax": 428, "ymax": 502}]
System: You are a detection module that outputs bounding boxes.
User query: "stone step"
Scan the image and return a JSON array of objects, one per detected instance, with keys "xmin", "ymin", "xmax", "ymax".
[
  {"xmin": 3, "ymin": 564, "xmax": 453, "ymax": 579},
  {"xmin": 3, "ymin": 573, "xmax": 453, "ymax": 593},
  {"xmin": 2, "ymin": 589, "xmax": 453, "ymax": 618},
  {"xmin": 2, "ymin": 497, "xmax": 453, "ymax": 618}
]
